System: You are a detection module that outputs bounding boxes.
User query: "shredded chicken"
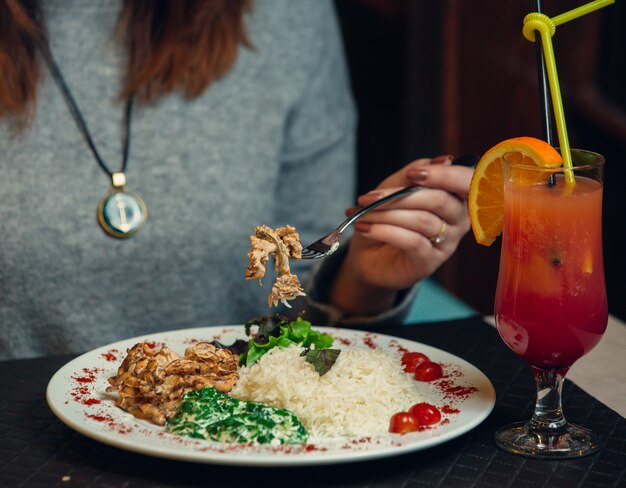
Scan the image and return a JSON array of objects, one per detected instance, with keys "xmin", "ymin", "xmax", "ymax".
[
  {"xmin": 246, "ymin": 225, "xmax": 306, "ymax": 308},
  {"xmin": 106, "ymin": 342, "xmax": 239, "ymax": 426}
]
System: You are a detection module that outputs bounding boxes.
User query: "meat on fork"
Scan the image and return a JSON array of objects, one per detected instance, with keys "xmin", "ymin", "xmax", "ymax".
[{"xmin": 245, "ymin": 225, "xmax": 305, "ymax": 308}]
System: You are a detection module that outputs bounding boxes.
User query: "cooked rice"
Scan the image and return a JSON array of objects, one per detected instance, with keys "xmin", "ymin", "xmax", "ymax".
[{"xmin": 230, "ymin": 344, "xmax": 425, "ymax": 438}]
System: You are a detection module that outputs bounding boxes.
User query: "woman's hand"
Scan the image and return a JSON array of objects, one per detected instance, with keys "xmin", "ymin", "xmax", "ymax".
[{"xmin": 329, "ymin": 155, "xmax": 473, "ymax": 317}]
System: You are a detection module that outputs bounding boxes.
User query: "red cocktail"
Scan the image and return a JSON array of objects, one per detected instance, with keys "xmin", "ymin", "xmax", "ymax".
[{"xmin": 494, "ymin": 149, "xmax": 607, "ymax": 458}]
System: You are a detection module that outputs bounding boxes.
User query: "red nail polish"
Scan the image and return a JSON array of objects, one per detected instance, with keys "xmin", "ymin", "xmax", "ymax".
[
  {"xmin": 355, "ymin": 222, "xmax": 372, "ymax": 233},
  {"xmin": 407, "ymin": 169, "xmax": 429, "ymax": 182},
  {"xmin": 345, "ymin": 206, "xmax": 360, "ymax": 217},
  {"xmin": 431, "ymin": 155, "xmax": 453, "ymax": 164},
  {"xmin": 358, "ymin": 191, "xmax": 383, "ymax": 205}
]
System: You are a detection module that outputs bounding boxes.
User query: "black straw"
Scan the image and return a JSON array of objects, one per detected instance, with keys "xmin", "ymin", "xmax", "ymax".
[
  {"xmin": 533, "ymin": 0, "xmax": 554, "ymax": 146},
  {"xmin": 534, "ymin": 0, "xmax": 557, "ymax": 187}
]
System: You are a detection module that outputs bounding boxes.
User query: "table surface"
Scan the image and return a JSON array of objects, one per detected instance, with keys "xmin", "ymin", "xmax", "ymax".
[{"xmin": 0, "ymin": 316, "xmax": 624, "ymax": 488}]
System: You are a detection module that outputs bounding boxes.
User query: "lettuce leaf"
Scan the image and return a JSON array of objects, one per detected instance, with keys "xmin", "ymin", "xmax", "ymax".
[{"xmin": 239, "ymin": 316, "xmax": 334, "ymax": 367}]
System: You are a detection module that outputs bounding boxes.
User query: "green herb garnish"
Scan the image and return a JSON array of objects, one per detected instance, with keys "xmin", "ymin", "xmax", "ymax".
[
  {"xmin": 301, "ymin": 348, "xmax": 341, "ymax": 376},
  {"xmin": 240, "ymin": 316, "xmax": 334, "ymax": 367}
]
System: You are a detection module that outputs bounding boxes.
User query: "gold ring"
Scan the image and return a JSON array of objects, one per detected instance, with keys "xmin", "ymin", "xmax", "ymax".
[{"xmin": 429, "ymin": 220, "xmax": 447, "ymax": 245}]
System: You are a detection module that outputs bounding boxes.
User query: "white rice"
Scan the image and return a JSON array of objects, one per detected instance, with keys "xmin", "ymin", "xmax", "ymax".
[{"xmin": 230, "ymin": 344, "xmax": 425, "ymax": 438}]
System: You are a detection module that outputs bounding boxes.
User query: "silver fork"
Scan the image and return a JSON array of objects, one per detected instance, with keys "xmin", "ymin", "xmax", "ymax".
[{"xmin": 300, "ymin": 185, "xmax": 423, "ymax": 259}]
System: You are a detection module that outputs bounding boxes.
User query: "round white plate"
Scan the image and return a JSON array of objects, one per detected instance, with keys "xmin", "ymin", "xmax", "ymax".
[{"xmin": 46, "ymin": 326, "xmax": 495, "ymax": 466}]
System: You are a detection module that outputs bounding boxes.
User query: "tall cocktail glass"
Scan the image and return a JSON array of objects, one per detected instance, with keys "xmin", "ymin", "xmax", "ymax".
[{"xmin": 494, "ymin": 149, "xmax": 607, "ymax": 458}]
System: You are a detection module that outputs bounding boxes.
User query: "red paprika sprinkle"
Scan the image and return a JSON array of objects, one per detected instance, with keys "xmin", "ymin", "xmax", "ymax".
[
  {"xmin": 389, "ymin": 339, "xmax": 410, "ymax": 354},
  {"xmin": 82, "ymin": 398, "xmax": 101, "ymax": 406},
  {"xmin": 86, "ymin": 413, "xmax": 113, "ymax": 423},
  {"xmin": 362, "ymin": 334, "xmax": 377, "ymax": 350},
  {"xmin": 441, "ymin": 404, "xmax": 460, "ymax": 415},
  {"xmin": 101, "ymin": 349, "xmax": 118, "ymax": 362}
]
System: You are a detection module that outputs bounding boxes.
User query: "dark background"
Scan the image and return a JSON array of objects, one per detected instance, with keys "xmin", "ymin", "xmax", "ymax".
[{"xmin": 335, "ymin": 0, "xmax": 626, "ymax": 321}]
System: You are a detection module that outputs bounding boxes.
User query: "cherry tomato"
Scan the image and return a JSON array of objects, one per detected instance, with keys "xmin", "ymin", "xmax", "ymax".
[
  {"xmin": 389, "ymin": 412, "xmax": 420, "ymax": 434},
  {"xmin": 401, "ymin": 351, "xmax": 430, "ymax": 373},
  {"xmin": 408, "ymin": 402, "xmax": 442, "ymax": 425},
  {"xmin": 414, "ymin": 361, "xmax": 443, "ymax": 382}
]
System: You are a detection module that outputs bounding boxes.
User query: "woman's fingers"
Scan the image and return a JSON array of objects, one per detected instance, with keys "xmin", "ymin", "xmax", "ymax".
[
  {"xmin": 342, "ymin": 155, "xmax": 473, "ymax": 291},
  {"xmin": 373, "ymin": 154, "xmax": 472, "ymax": 194},
  {"xmin": 376, "ymin": 155, "xmax": 454, "ymax": 189},
  {"xmin": 352, "ymin": 208, "xmax": 449, "ymax": 240},
  {"xmin": 353, "ymin": 222, "xmax": 443, "ymax": 256},
  {"xmin": 405, "ymin": 164, "xmax": 473, "ymax": 199},
  {"xmin": 356, "ymin": 186, "xmax": 467, "ymax": 225},
  {"xmin": 349, "ymin": 180, "xmax": 471, "ymax": 261}
]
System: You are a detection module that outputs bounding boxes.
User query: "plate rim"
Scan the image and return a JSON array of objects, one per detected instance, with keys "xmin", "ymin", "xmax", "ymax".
[{"xmin": 46, "ymin": 324, "xmax": 496, "ymax": 466}]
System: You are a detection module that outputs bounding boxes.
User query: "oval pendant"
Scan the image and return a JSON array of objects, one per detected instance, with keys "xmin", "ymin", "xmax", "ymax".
[{"xmin": 97, "ymin": 189, "xmax": 147, "ymax": 238}]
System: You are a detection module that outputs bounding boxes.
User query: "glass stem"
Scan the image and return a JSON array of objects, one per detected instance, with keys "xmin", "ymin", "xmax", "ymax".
[{"xmin": 529, "ymin": 367, "xmax": 569, "ymax": 432}]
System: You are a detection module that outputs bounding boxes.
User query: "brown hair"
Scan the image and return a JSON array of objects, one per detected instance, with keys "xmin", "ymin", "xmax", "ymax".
[{"xmin": 0, "ymin": 0, "xmax": 252, "ymax": 123}]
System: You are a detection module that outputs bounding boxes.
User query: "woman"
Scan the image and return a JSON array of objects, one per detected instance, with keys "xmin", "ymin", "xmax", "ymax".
[{"xmin": 0, "ymin": 0, "xmax": 472, "ymax": 359}]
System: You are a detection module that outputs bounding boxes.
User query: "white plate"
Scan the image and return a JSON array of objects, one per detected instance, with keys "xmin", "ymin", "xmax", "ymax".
[{"xmin": 46, "ymin": 326, "xmax": 495, "ymax": 466}]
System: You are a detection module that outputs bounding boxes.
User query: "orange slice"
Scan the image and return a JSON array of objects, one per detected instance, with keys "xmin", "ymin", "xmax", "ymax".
[{"xmin": 468, "ymin": 136, "xmax": 562, "ymax": 246}]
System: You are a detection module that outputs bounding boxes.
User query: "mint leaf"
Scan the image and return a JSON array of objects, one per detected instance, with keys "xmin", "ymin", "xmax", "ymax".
[{"xmin": 304, "ymin": 348, "xmax": 340, "ymax": 376}]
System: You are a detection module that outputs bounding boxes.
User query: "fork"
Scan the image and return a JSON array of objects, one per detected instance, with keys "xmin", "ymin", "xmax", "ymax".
[{"xmin": 300, "ymin": 185, "xmax": 423, "ymax": 259}]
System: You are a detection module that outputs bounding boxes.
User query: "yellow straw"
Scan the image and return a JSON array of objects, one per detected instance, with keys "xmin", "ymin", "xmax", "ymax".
[
  {"xmin": 522, "ymin": 0, "xmax": 614, "ymax": 188},
  {"xmin": 552, "ymin": 0, "xmax": 615, "ymax": 26},
  {"xmin": 523, "ymin": 13, "xmax": 574, "ymax": 186}
]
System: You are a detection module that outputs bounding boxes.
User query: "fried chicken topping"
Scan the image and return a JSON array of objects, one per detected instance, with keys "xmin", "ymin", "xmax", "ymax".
[
  {"xmin": 106, "ymin": 342, "xmax": 239, "ymax": 426},
  {"xmin": 246, "ymin": 225, "xmax": 306, "ymax": 308}
]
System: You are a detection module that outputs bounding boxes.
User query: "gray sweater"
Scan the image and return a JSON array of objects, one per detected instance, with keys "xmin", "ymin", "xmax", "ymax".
[{"xmin": 0, "ymin": 0, "xmax": 413, "ymax": 360}]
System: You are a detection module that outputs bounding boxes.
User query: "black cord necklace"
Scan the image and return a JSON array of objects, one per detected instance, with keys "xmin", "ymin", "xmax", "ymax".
[{"xmin": 41, "ymin": 42, "xmax": 147, "ymax": 239}]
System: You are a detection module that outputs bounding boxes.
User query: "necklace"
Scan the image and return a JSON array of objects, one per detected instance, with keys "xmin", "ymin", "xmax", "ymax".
[{"xmin": 41, "ymin": 44, "xmax": 147, "ymax": 239}]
